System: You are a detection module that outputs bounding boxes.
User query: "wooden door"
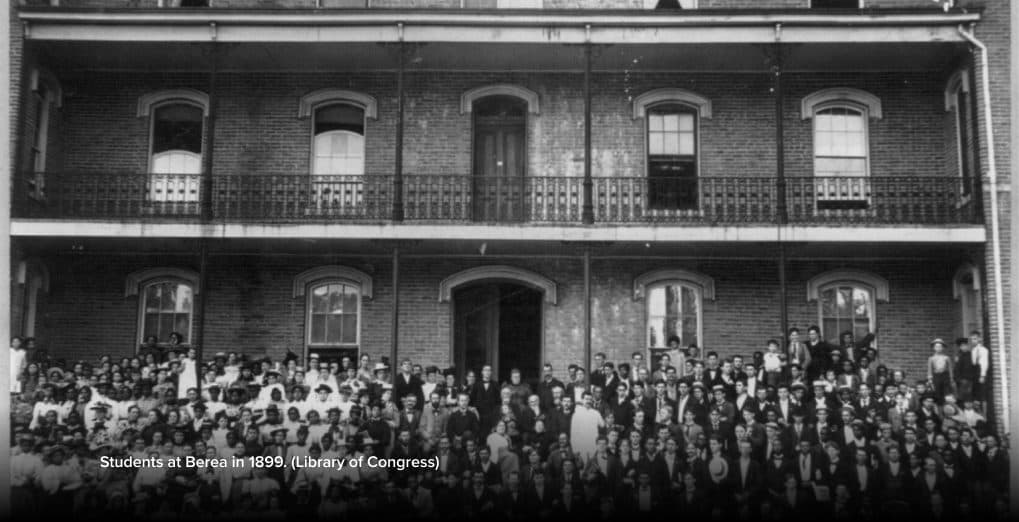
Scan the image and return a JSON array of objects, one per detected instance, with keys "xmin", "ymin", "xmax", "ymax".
[
  {"xmin": 454, "ymin": 284, "xmax": 500, "ymax": 379},
  {"xmin": 473, "ymin": 96, "xmax": 526, "ymax": 221}
]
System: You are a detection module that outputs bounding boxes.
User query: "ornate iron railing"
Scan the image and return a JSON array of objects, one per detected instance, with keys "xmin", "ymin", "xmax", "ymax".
[{"xmin": 13, "ymin": 172, "xmax": 980, "ymax": 225}]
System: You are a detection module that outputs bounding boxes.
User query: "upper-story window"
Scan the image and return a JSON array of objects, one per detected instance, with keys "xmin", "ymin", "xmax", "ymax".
[
  {"xmin": 299, "ymin": 89, "xmax": 377, "ymax": 216},
  {"xmin": 313, "ymin": 104, "xmax": 365, "ymax": 176},
  {"xmin": 946, "ymin": 70, "xmax": 976, "ymax": 199},
  {"xmin": 139, "ymin": 89, "xmax": 209, "ymax": 208},
  {"xmin": 151, "ymin": 103, "xmax": 204, "ymax": 175},
  {"xmin": 802, "ymin": 88, "xmax": 882, "ymax": 210},
  {"xmin": 633, "ymin": 88, "xmax": 712, "ymax": 213},
  {"xmin": 27, "ymin": 68, "xmax": 62, "ymax": 200},
  {"xmin": 647, "ymin": 104, "xmax": 698, "ymax": 210}
]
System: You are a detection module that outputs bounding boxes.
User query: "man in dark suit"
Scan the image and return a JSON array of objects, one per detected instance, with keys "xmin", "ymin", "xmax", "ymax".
[
  {"xmin": 394, "ymin": 359, "xmax": 425, "ymax": 410},
  {"xmin": 497, "ymin": 471, "xmax": 532, "ymax": 520},
  {"xmin": 535, "ymin": 364, "xmax": 565, "ymax": 412},
  {"xmin": 589, "ymin": 353, "xmax": 607, "ymax": 389},
  {"xmin": 847, "ymin": 447, "xmax": 877, "ymax": 505},
  {"xmin": 765, "ymin": 449, "xmax": 795, "ymax": 496},
  {"xmin": 397, "ymin": 395, "xmax": 423, "ymax": 435},
  {"xmin": 630, "ymin": 381, "xmax": 655, "ymax": 425},
  {"xmin": 730, "ymin": 439, "xmax": 764, "ymax": 508},
  {"xmin": 464, "ymin": 471, "xmax": 498, "ymax": 519},
  {"xmin": 446, "ymin": 392, "xmax": 480, "ymax": 441},
  {"xmin": 607, "ymin": 381, "xmax": 634, "ymax": 429},
  {"xmin": 471, "ymin": 364, "xmax": 501, "ymax": 434}
]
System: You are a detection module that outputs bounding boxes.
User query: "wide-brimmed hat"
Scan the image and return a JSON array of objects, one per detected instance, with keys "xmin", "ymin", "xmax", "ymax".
[{"xmin": 373, "ymin": 363, "xmax": 389, "ymax": 372}]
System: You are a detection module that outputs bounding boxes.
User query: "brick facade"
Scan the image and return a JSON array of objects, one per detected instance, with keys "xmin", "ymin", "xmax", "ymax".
[
  {"xmin": 25, "ymin": 252, "xmax": 970, "ymax": 384},
  {"xmin": 8, "ymin": 0, "xmax": 1011, "ymax": 426}
]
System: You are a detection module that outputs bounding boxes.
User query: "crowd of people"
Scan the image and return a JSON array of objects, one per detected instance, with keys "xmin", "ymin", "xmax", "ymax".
[{"xmin": 7, "ymin": 327, "xmax": 1011, "ymax": 520}]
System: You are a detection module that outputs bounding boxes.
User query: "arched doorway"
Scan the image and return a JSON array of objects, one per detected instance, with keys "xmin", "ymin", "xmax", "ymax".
[{"xmin": 453, "ymin": 282, "xmax": 542, "ymax": 384}]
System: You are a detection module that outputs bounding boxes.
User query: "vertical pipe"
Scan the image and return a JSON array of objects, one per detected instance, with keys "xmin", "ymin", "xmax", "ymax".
[
  {"xmin": 581, "ymin": 43, "xmax": 594, "ymax": 224},
  {"xmin": 201, "ymin": 43, "xmax": 218, "ymax": 222},
  {"xmin": 0, "ymin": 5, "xmax": 14, "ymax": 518},
  {"xmin": 194, "ymin": 240, "xmax": 209, "ymax": 386},
  {"xmin": 583, "ymin": 249, "xmax": 592, "ymax": 372},
  {"xmin": 773, "ymin": 40, "xmax": 787, "ymax": 225},
  {"xmin": 778, "ymin": 243, "xmax": 788, "ymax": 341},
  {"xmin": 391, "ymin": 246, "xmax": 400, "ymax": 367},
  {"xmin": 393, "ymin": 41, "xmax": 406, "ymax": 222}
]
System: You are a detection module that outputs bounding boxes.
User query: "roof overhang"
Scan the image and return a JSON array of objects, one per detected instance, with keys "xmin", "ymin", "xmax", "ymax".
[{"xmin": 20, "ymin": 9, "xmax": 981, "ymax": 45}]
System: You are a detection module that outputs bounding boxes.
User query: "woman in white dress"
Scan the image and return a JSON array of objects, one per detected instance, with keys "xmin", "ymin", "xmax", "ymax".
[
  {"xmin": 10, "ymin": 336, "xmax": 26, "ymax": 394},
  {"xmin": 177, "ymin": 346, "xmax": 198, "ymax": 400}
]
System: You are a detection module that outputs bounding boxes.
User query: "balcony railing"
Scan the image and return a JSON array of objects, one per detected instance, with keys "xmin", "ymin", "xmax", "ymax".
[{"xmin": 13, "ymin": 172, "xmax": 980, "ymax": 225}]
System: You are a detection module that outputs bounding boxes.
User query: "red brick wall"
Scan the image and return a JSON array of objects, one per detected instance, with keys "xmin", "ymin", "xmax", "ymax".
[{"xmin": 32, "ymin": 253, "xmax": 967, "ymax": 382}]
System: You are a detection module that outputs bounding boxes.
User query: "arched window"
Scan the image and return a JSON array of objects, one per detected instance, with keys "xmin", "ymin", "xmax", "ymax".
[
  {"xmin": 28, "ymin": 68, "xmax": 62, "ymax": 199},
  {"xmin": 307, "ymin": 280, "xmax": 361, "ymax": 348},
  {"xmin": 954, "ymin": 264, "xmax": 983, "ymax": 338},
  {"xmin": 803, "ymin": 88, "xmax": 881, "ymax": 210},
  {"xmin": 312, "ymin": 103, "xmax": 365, "ymax": 176},
  {"xmin": 647, "ymin": 103, "xmax": 698, "ymax": 210},
  {"xmin": 807, "ymin": 269, "xmax": 887, "ymax": 343},
  {"xmin": 148, "ymin": 101, "xmax": 204, "ymax": 206},
  {"xmin": 946, "ymin": 70, "xmax": 976, "ymax": 199},
  {"xmin": 819, "ymin": 284, "xmax": 873, "ymax": 344},
  {"xmin": 300, "ymin": 92, "xmax": 371, "ymax": 215},
  {"xmin": 139, "ymin": 280, "xmax": 195, "ymax": 345},
  {"xmin": 645, "ymin": 281, "xmax": 702, "ymax": 350}
]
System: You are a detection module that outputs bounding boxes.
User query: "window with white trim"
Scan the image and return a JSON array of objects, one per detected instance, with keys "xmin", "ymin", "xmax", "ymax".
[
  {"xmin": 647, "ymin": 104, "xmax": 698, "ymax": 210},
  {"xmin": 954, "ymin": 265, "xmax": 982, "ymax": 338},
  {"xmin": 946, "ymin": 72, "xmax": 976, "ymax": 198},
  {"xmin": 812, "ymin": 104, "xmax": 870, "ymax": 209},
  {"xmin": 149, "ymin": 102, "xmax": 203, "ymax": 205},
  {"xmin": 819, "ymin": 283, "xmax": 874, "ymax": 344},
  {"xmin": 311, "ymin": 104, "xmax": 365, "ymax": 214},
  {"xmin": 139, "ymin": 280, "xmax": 194, "ymax": 345},
  {"xmin": 646, "ymin": 281, "xmax": 701, "ymax": 350},
  {"xmin": 307, "ymin": 280, "xmax": 361, "ymax": 347}
]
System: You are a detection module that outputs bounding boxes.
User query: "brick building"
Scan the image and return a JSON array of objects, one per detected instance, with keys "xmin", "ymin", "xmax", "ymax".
[{"xmin": 8, "ymin": 0, "xmax": 1011, "ymax": 426}]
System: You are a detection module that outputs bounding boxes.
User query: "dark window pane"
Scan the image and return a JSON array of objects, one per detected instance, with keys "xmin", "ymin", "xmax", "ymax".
[
  {"xmin": 326, "ymin": 315, "xmax": 344, "ymax": 344},
  {"xmin": 473, "ymin": 95, "xmax": 527, "ymax": 119},
  {"xmin": 310, "ymin": 316, "xmax": 326, "ymax": 343},
  {"xmin": 152, "ymin": 104, "xmax": 203, "ymax": 154},
  {"xmin": 315, "ymin": 104, "xmax": 365, "ymax": 135},
  {"xmin": 341, "ymin": 315, "xmax": 357, "ymax": 344}
]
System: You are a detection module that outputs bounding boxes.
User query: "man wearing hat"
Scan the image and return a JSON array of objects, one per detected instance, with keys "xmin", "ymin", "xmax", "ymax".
[{"xmin": 926, "ymin": 338, "xmax": 954, "ymax": 402}]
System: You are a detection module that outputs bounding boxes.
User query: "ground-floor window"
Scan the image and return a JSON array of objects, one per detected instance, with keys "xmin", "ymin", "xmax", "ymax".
[
  {"xmin": 646, "ymin": 281, "xmax": 701, "ymax": 350},
  {"xmin": 307, "ymin": 280, "xmax": 360, "ymax": 349},
  {"xmin": 819, "ymin": 284, "xmax": 874, "ymax": 343},
  {"xmin": 139, "ymin": 280, "xmax": 194, "ymax": 344}
]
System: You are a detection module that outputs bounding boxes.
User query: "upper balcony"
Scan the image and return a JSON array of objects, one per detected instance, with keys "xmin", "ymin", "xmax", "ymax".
[{"xmin": 13, "ymin": 172, "xmax": 980, "ymax": 226}]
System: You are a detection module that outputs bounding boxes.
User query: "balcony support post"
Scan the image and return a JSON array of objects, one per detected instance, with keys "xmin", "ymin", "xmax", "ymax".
[
  {"xmin": 390, "ymin": 246, "xmax": 400, "ymax": 367},
  {"xmin": 583, "ymin": 248, "xmax": 592, "ymax": 371},
  {"xmin": 194, "ymin": 239, "xmax": 210, "ymax": 388},
  {"xmin": 772, "ymin": 40, "xmax": 787, "ymax": 225},
  {"xmin": 582, "ymin": 43, "xmax": 595, "ymax": 225},
  {"xmin": 778, "ymin": 242, "xmax": 788, "ymax": 343},
  {"xmin": 201, "ymin": 43, "xmax": 219, "ymax": 222},
  {"xmin": 392, "ymin": 40, "xmax": 406, "ymax": 222}
]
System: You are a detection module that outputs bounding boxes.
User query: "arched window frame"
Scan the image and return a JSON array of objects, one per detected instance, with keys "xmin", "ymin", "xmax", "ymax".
[
  {"xmin": 136, "ymin": 278, "xmax": 197, "ymax": 347},
  {"xmin": 945, "ymin": 69, "xmax": 975, "ymax": 199},
  {"xmin": 807, "ymin": 269, "xmax": 888, "ymax": 343},
  {"xmin": 953, "ymin": 263, "xmax": 983, "ymax": 338},
  {"xmin": 633, "ymin": 268, "xmax": 715, "ymax": 354},
  {"xmin": 304, "ymin": 278, "xmax": 363, "ymax": 349},
  {"xmin": 460, "ymin": 84, "xmax": 540, "ymax": 115},
  {"xmin": 127, "ymin": 267, "xmax": 199, "ymax": 348},
  {"xmin": 294, "ymin": 265, "xmax": 372, "ymax": 353}
]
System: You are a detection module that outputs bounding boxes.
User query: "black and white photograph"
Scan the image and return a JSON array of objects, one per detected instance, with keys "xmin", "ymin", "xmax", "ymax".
[{"xmin": 1, "ymin": 0, "xmax": 1016, "ymax": 519}]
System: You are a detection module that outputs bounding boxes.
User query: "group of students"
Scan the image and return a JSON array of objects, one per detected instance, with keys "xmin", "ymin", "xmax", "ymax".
[{"xmin": 6, "ymin": 327, "xmax": 1010, "ymax": 520}]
